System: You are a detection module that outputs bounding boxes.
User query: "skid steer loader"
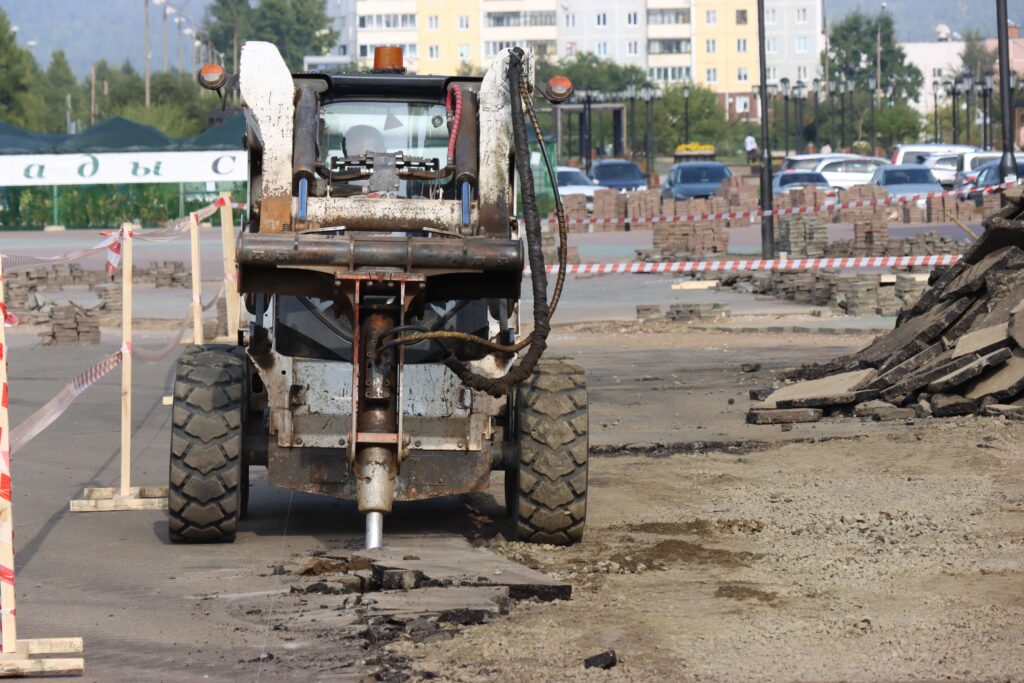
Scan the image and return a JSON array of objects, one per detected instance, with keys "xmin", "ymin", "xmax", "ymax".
[{"xmin": 168, "ymin": 43, "xmax": 587, "ymax": 549}]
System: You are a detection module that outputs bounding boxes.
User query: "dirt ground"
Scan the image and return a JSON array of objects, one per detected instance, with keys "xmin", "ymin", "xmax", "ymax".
[{"xmin": 384, "ymin": 326, "xmax": 1024, "ymax": 682}]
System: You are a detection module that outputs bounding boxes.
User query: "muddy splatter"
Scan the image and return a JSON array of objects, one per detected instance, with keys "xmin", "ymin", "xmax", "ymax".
[
  {"xmin": 610, "ymin": 540, "xmax": 760, "ymax": 571},
  {"xmin": 623, "ymin": 518, "xmax": 764, "ymax": 536},
  {"xmin": 714, "ymin": 583, "xmax": 780, "ymax": 604}
]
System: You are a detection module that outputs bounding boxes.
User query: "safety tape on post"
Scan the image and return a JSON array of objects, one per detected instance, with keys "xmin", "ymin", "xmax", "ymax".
[
  {"xmin": 527, "ymin": 253, "xmax": 963, "ymax": 275},
  {"xmin": 536, "ymin": 180, "xmax": 1018, "ymax": 228}
]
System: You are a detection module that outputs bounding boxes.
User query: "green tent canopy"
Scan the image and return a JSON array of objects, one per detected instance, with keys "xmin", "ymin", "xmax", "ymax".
[{"xmin": 54, "ymin": 117, "xmax": 172, "ymax": 153}]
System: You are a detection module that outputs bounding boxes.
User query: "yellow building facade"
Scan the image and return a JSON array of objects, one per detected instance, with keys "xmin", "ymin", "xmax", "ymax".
[
  {"xmin": 693, "ymin": 0, "xmax": 759, "ymax": 94},
  {"xmin": 416, "ymin": 0, "xmax": 482, "ymax": 75}
]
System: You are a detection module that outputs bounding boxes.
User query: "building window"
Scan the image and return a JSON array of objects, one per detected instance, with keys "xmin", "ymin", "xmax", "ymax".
[
  {"xmin": 648, "ymin": 66, "xmax": 691, "ymax": 82},
  {"xmin": 738, "ymin": 67, "xmax": 749, "ymax": 82},
  {"xmin": 797, "ymin": 65, "xmax": 808, "ymax": 79},
  {"xmin": 565, "ymin": 41, "xmax": 576, "ymax": 57},
  {"xmin": 358, "ymin": 13, "xmax": 417, "ymax": 30},
  {"xmin": 648, "ymin": 9, "xmax": 690, "ymax": 24},
  {"xmin": 736, "ymin": 9, "xmax": 748, "ymax": 24},
  {"xmin": 459, "ymin": 15, "xmax": 470, "ymax": 30},
  {"xmin": 706, "ymin": 10, "xmax": 717, "ymax": 25},
  {"xmin": 597, "ymin": 41, "xmax": 608, "ymax": 56},
  {"xmin": 429, "ymin": 45, "xmax": 439, "ymax": 59},
  {"xmin": 428, "ymin": 15, "xmax": 439, "ymax": 30},
  {"xmin": 359, "ymin": 43, "xmax": 417, "ymax": 58},
  {"xmin": 796, "ymin": 8, "xmax": 808, "ymax": 23},
  {"xmin": 795, "ymin": 36, "xmax": 809, "ymax": 53},
  {"xmin": 707, "ymin": 68, "xmax": 718, "ymax": 84},
  {"xmin": 649, "ymin": 39, "xmax": 691, "ymax": 54},
  {"xmin": 706, "ymin": 39, "xmax": 716, "ymax": 54},
  {"xmin": 767, "ymin": 66, "xmax": 778, "ymax": 80},
  {"xmin": 737, "ymin": 38, "xmax": 748, "ymax": 52},
  {"xmin": 565, "ymin": 12, "xmax": 575, "ymax": 27},
  {"xmin": 459, "ymin": 44, "xmax": 470, "ymax": 61},
  {"xmin": 596, "ymin": 12, "xmax": 607, "ymax": 27},
  {"xmin": 737, "ymin": 95, "xmax": 750, "ymax": 113},
  {"xmin": 485, "ymin": 40, "xmax": 555, "ymax": 57},
  {"xmin": 766, "ymin": 8, "xmax": 777, "ymax": 24},
  {"xmin": 766, "ymin": 37, "xmax": 777, "ymax": 54},
  {"xmin": 485, "ymin": 11, "xmax": 556, "ymax": 27},
  {"xmin": 932, "ymin": 67, "xmax": 943, "ymax": 78},
  {"xmin": 627, "ymin": 40, "xmax": 638, "ymax": 55},
  {"xmin": 627, "ymin": 11, "xmax": 638, "ymax": 25}
]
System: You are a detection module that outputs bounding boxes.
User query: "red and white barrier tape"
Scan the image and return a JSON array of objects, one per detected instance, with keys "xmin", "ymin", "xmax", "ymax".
[
  {"xmin": 542, "ymin": 181, "xmax": 1014, "ymax": 227},
  {"xmin": 528, "ymin": 253, "xmax": 962, "ymax": 275},
  {"xmin": 8, "ymin": 286, "xmax": 225, "ymax": 454}
]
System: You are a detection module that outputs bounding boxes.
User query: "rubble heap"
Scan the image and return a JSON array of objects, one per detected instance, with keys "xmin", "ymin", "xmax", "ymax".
[{"xmin": 749, "ymin": 191, "xmax": 1024, "ymax": 424}]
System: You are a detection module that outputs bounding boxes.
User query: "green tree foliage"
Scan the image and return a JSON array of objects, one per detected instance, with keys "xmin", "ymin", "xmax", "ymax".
[
  {"xmin": 37, "ymin": 50, "xmax": 80, "ymax": 133},
  {"xmin": 249, "ymin": 0, "xmax": 339, "ymax": 71},
  {"xmin": 959, "ymin": 30, "xmax": 997, "ymax": 80},
  {"xmin": 824, "ymin": 11, "xmax": 923, "ymax": 102},
  {"xmin": 534, "ymin": 53, "xmax": 648, "ymax": 93},
  {"xmin": 203, "ymin": 0, "xmax": 253, "ymax": 73},
  {"xmin": 0, "ymin": 10, "xmax": 44, "ymax": 128}
]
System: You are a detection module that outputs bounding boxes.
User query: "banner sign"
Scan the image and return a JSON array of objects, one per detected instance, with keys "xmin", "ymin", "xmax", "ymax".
[{"xmin": 0, "ymin": 151, "xmax": 247, "ymax": 187}]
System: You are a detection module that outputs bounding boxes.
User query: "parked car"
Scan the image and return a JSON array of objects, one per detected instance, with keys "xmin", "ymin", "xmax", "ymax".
[
  {"xmin": 556, "ymin": 166, "xmax": 597, "ymax": 205},
  {"xmin": 963, "ymin": 158, "xmax": 1024, "ymax": 205},
  {"xmin": 816, "ymin": 156, "xmax": 890, "ymax": 189},
  {"xmin": 771, "ymin": 170, "xmax": 837, "ymax": 206},
  {"xmin": 921, "ymin": 153, "xmax": 961, "ymax": 189},
  {"xmin": 891, "ymin": 143, "xmax": 977, "ymax": 166},
  {"xmin": 589, "ymin": 159, "xmax": 647, "ymax": 191},
  {"xmin": 870, "ymin": 164, "xmax": 943, "ymax": 208},
  {"xmin": 780, "ymin": 153, "xmax": 858, "ymax": 172},
  {"xmin": 953, "ymin": 151, "xmax": 1003, "ymax": 189},
  {"xmin": 661, "ymin": 161, "xmax": 732, "ymax": 200}
]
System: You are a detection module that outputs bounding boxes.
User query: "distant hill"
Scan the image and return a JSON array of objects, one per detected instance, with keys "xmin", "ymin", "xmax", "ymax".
[{"xmin": 0, "ymin": 0, "xmax": 1020, "ymax": 78}]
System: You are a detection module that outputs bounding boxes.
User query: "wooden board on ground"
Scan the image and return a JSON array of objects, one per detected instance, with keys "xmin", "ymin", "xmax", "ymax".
[
  {"xmin": 70, "ymin": 486, "xmax": 167, "ymax": 512},
  {"xmin": 0, "ymin": 637, "xmax": 84, "ymax": 677}
]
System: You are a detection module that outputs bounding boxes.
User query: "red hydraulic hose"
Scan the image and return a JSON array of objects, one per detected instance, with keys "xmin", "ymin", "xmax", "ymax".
[{"xmin": 446, "ymin": 84, "xmax": 463, "ymax": 166}]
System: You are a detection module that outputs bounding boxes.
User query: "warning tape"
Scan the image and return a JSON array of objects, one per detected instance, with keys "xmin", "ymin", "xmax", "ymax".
[
  {"xmin": 8, "ymin": 287, "xmax": 225, "ymax": 455},
  {"xmin": 529, "ymin": 253, "xmax": 962, "ymax": 274},
  {"xmin": 543, "ymin": 181, "xmax": 1013, "ymax": 227}
]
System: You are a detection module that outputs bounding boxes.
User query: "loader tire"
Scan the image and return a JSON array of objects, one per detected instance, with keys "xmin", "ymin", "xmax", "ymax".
[
  {"xmin": 514, "ymin": 360, "xmax": 588, "ymax": 545},
  {"xmin": 168, "ymin": 344, "xmax": 246, "ymax": 543}
]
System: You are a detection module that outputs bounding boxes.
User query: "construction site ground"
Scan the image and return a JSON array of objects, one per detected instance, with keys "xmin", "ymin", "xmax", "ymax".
[{"xmin": 4, "ymin": 266, "xmax": 1022, "ymax": 682}]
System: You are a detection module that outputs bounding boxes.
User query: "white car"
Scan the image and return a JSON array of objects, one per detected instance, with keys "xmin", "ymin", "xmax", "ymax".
[
  {"xmin": 781, "ymin": 153, "xmax": 859, "ymax": 172},
  {"xmin": 814, "ymin": 156, "xmax": 891, "ymax": 190},
  {"xmin": 891, "ymin": 143, "xmax": 978, "ymax": 166},
  {"xmin": 556, "ymin": 166, "xmax": 597, "ymax": 202},
  {"xmin": 921, "ymin": 153, "xmax": 960, "ymax": 189}
]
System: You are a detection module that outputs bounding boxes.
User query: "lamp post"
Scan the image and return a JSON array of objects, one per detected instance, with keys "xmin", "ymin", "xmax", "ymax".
[
  {"xmin": 868, "ymin": 75, "xmax": 877, "ymax": 153},
  {"xmin": 949, "ymin": 78, "xmax": 960, "ymax": 144},
  {"xmin": 756, "ymin": 0, "xmax": 774, "ymax": 258},
  {"xmin": 983, "ymin": 70, "xmax": 995, "ymax": 150},
  {"xmin": 962, "ymin": 70, "xmax": 974, "ymax": 146},
  {"xmin": 683, "ymin": 81, "xmax": 691, "ymax": 143},
  {"xmin": 839, "ymin": 75, "xmax": 847, "ymax": 148},
  {"xmin": 997, "ymin": 0, "xmax": 1017, "ymax": 195},
  {"xmin": 1010, "ymin": 71, "xmax": 1020, "ymax": 152},
  {"xmin": 812, "ymin": 78, "xmax": 821, "ymax": 148},
  {"xmin": 794, "ymin": 80, "xmax": 806, "ymax": 152},
  {"xmin": 780, "ymin": 77, "xmax": 791, "ymax": 156},
  {"xmin": 626, "ymin": 83, "xmax": 637, "ymax": 157},
  {"xmin": 932, "ymin": 78, "xmax": 940, "ymax": 142},
  {"xmin": 641, "ymin": 84, "xmax": 655, "ymax": 181},
  {"xmin": 829, "ymin": 80, "xmax": 837, "ymax": 149},
  {"xmin": 749, "ymin": 85, "xmax": 758, "ymax": 131},
  {"xmin": 144, "ymin": 0, "xmax": 151, "ymax": 108}
]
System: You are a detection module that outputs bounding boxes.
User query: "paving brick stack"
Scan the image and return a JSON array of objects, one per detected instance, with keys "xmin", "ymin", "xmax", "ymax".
[
  {"xmin": 652, "ymin": 198, "xmax": 729, "ymax": 257},
  {"xmin": 853, "ymin": 215, "xmax": 889, "ymax": 256},
  {"xmin": 983, "ymin": 192, "xmax": 1002, "ymax": 217},
  {"xmin": 149, "ymin": 261, "xmax": 190, "ymax": 288},
  {"xmin": 626, "ymin": 189, "xmax": 661, "ymax": 221},
  {"xmin": 838, "ymin": 184, "xmax": 889, "ymax": 223},
  {"xmin": 749, "ymin": 188, "xmax": 1024, "ymax": 424},
  {"xmin": 775, "ymin": 215, "xmax": 828, "ymax": 257},
  {"xmin": 895, "ymin": 273, "xmax": 928, "ymax": 308},
  {"xmin": 40, "ymin": 304, "xmax": 100, "ymax": 346},
  {"xmin": 540, "ymin": 230, "xmax": 581, "ymax": 266},
  {"xmin": 591, "ymin": 189, "xmax": 626, "ymax": 232},
  {"xmin": 667, "ymin": 302, "xmax": 730, "ymax": 321},
  {"xmin": 902, "ymin": 202, "xmax": 928, "ymax": 224},
  {"xmin": 715, "ymin": 176, "xmax": 758, "ymax": 214},
  {"xmin": 92, "ymin": 283, "xmax": 123, "ymax": 313},
  {"xmin": 3, "ymin": 271, "xmax": 36, "ymax": 315}
]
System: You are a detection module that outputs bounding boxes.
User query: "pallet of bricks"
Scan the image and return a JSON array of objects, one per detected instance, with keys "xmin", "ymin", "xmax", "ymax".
[
  {"xmin": 774, "ymin": 185, "xmax": 836, "ymax": 224},
  {"xmin": 927, "ymin": 194, "xmax": 978, "ymax": 224},
  {"xmin": 558, "ymin": 195, "xmax": 588, "ymax": 233},
  {"xmin": 715, "ymin": 176, "xmax": 758, "ymax": 227},
  {"xmin": 40, "ymin": 303, "xmax": 100, "ymax": 346},
  {"xmin": 626, "ymin": 189, "xmax": 661, "ymax": 226},
  {"xmin": 840, "ymin": 185, "xmax": 890, "ymax": 256},
  {"xmin": 652, "ymin": 197, "xmax": 729, "ymax": 257},
  {"xmin": 590, "ymin": 189, "xmax": 626, "ymax": 232},
  {"xmin": 775, "ymin": 214, "xmax": 828, "ymax": 257}
]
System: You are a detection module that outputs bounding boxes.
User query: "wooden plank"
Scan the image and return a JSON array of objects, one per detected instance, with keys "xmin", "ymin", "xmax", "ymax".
[
  {"xmin": 70, "ymin": 497, "xmax": 166, "ymax": 513},
  {"xmin": 0, "ymin": 657, "xmax": 84, "ymax": 676},
  {"xmin": 0, "ymin": 257, "xmax": 18, "ymax": 651},
  {"xmin": 189, "ymin": 212, "xmax": 203, "ymax": 345},
  {"xmin": 161, "ymin": 395, "xmax": 173, "ymax": 406},
  {"xmin": 120, "ymin": 224, "xmax": 133, "ymax": 499},
  {"xmin": 20, "ymin": 637, "xmax": 83, "ymax": 655},
  {"xmin": 218, "ymin": 191, "xmax": 239, "ymax": 339},
  {"xmin": 81, "ymin": 486, "xmax": 167, "ymax": 501}
]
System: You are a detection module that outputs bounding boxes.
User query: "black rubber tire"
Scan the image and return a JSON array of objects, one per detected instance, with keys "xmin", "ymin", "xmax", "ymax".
[
  {"xmin": 168, "ymin": 344, "xmax": 246, "ymax": 543},
  {"xmin": 513, "ymin": 360, "xmax": 589, "ymax": 545}
]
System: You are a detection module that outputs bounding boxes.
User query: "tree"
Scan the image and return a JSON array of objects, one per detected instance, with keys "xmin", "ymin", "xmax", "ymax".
[
  {"xmin": 204, "ymin": 0, "xmax": 253, "ymax": 73},
  {"xmin": 37, "ymin": 50, "xmax": 80, "ymax": 133},
  {"xmin": 0, "ymin": 8, "xmax": 44, "ymax": 128},
  {"xmin": 959, "ymin": 30, "xmax": 997, "ymax": 80},
  {"xmin": 824, "ymin": 11, "xmax": 923, "ymax": 103},
  {"xmin": 250, "ymin": 0, "xmax": 339, "ymax": 71}
]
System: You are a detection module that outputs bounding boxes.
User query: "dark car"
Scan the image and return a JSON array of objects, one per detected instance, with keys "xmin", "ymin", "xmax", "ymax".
[
  {"xmin": 661, "ymin": 162, "xmax": 732, "ymax": 200},
  {"xmin": 589, "ymin": 159, "xmax": 648, "ymax": 191},
  {"xmin": 966, "ymin": 158, "xmax": 1024, "ymax": 205}
]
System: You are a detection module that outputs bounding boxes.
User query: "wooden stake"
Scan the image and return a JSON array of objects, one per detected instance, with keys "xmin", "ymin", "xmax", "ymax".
[
  {"xmin": 119, "ymin": 225, "xmax": 133, "ymax": 499},
  {"xmin": 189, "ymin": 211, "xmax": 203, "ymax": 345},
  {"xmin": 218, "ymin": 192, "xmax": 238, "ymax": 338},
  {"xmin": 0, "ymin": 257, "xmax": 17, "ymax": 652}
]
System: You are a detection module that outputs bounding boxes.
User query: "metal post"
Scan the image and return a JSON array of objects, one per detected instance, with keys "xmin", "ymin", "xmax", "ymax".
[
  {"xmin": 997, "ymin": 0, "xmax": 1017, "ymax": 198},
  {"xmin": 683, "ymin": 84, "xmax": 691, "ymax": 143},
  {"xmin": 963, "ymin": 71, "xmax": 974, "ymax": 147},
  {"xmin": 933, "ymin": 80, "xmax": 940, "ymax": 142},
  {"xmin": 829, "ymin": 84, "xmax": 836, "ymax": 148},
  {"xmin": 584, "ymin": 93, "xmax": 593, "ymax": 174},
  {"xmin": 839, "ymin": 81, "xmax": 846, "ymax": 148},
  {"xmin": 869, "ymin": 76, "xmax": 877, "ymax": 154},
  {"xmin": 951, "ymin": 80, "xmax": 960, "ymax": 144},
  {"xmin": 144, "ymin": 0, "xmax": 151, "ymax": 108},
  {"xmin": 628, "ymin": 86, "xmax": 637, "ymax": 157},
  {"xmin": 162, "ymin": 5, "xmax": 168, "ymax": 71},
  {"xmin": 812, "ymin": 79, "xmax": 821, "ymax": 148},
  {"xmin": 757, "ymin": 0, "xmax": 774, "ymax": 258},
  {"xmin": 644, "ymin": 92, "xmax": 654, "ymax": 180}
]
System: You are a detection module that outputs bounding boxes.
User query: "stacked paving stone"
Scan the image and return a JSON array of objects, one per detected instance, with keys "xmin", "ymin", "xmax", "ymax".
[
  {"xmin": 748, "ymin": 191, "xmax": 1024, "ymax": 424},
  {"xmin": 902, "ymin": 202, "xmax": 928, "ymax": 224},
  {"xmin": 715, "ymin": 176, "xmax": 758, "ymax": 210},
  {"xmin": 652, "ymin": 197, "xmax": 730, "ymax": 257},
  {"xmin": 853, "ymin": 215, "xmax": 889, "ymax": 256},
  {"xmin": 838, "ymin": 184, "xmax": 890, "ymax": 223},
  {"xmin": 92, "ymin": 283, "xmax": 123, "ymax": 313},
  {"xmin": 667, "ymin": 302, "xmax": 730, "ymax": 321},
  {"xmin": 40, "ymin": 304, "xmax": 100, "ymax": 346},
  {"xmin": 540, "ymin": 229, "xmax": 581, "ymax": 266},
  {"xmin": 626, "ymin": 189, "xmax": 662, "ymax": 220},
  {"xmin": 147, "ymin": 261, "xmax": 190, "ymax": 287},
  {"xmin": 775, "ymin": 215, "xmax": 828, "ymax": 257},
  {"xmin": 3, "ymin": 271, "xmax": 37, "ymax": 314},
  {"xmin": 591, "ymin": 189, "xmax": 626, "ymax": 231}
]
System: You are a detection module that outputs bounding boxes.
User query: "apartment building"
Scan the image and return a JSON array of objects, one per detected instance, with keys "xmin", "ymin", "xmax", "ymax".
[
  {"xmin": 555, "ymin": 1, "xmax": 647, "ymax": 69},
  {"xmin": 354, "ymin": 0, "xmax": 422, "ymax": 70},
  {"xmin": 645, "ymin": 1, "xmax": 694, "ymax": 85},
  {"xmin": 763, "ymin": 0, "xmax": 824, "ymax": 85},
  {"xmin": 693, "ymin": 1, "xmax": 759, "ymax": 117},
  {"xmin": 478, "ymin": 0, "xmax": 559, "ymax": 61},
  {"xmin": 418, "ymin": 0, "xmax": 481, "ymax": 74}
]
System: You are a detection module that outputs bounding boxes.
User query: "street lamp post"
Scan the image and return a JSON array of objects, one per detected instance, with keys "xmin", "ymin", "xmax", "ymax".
[
  {"xmin": 962, "ymin": 70, "xmax": 974, "ymax": 146},
  {"xmin": 812, "ymin": 78, "xmax": 821, "ymax": 148},
  {"xmin": 868, "ymin": 75, "xmax": 877, "ymax": 153},
  {"xmin": 626, "ymin": 83, "xmax": 637, "ymax": 157},
  {"xmin": 829, "ymin": 80, "xmax": 837, "ymax": 149},
  {"xmin": 780, "ymin": 77, "xmax": 791, "ymax": 156},
  {"xmin": 683, "ymin": 82, "xmax": 691, "ymax": 143},
  {"xmin": 949, "ymin": 78, "xmax": 961, "ymax": 144},
  {"xmin": 932, "ymin": 79, "xmax": 940, "ymax": 142},
  {"xmin": 144, "ymin": 0, "xmax": 151, "ymax": 108},
  {"xmin": 838, "ymin": 75, "xmax": 847, "ymax": 148},
  {"xmin": 983, "ymin": 70, "xmax": 995, "ymax": 150},
  {"xmin": 756, "ymin": 0, "xmax": 774, "ymax": 258},
  {"xmin": 641, "ymin": 85, "xmax": 655, "ymax": 181},
  {"xmin": 794, "ymin": 80, "xmax": 806, "ymax": 153},
  {"xmin": 997, "ymin": 0, "xmax": 1017, "ymax": 195}
]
